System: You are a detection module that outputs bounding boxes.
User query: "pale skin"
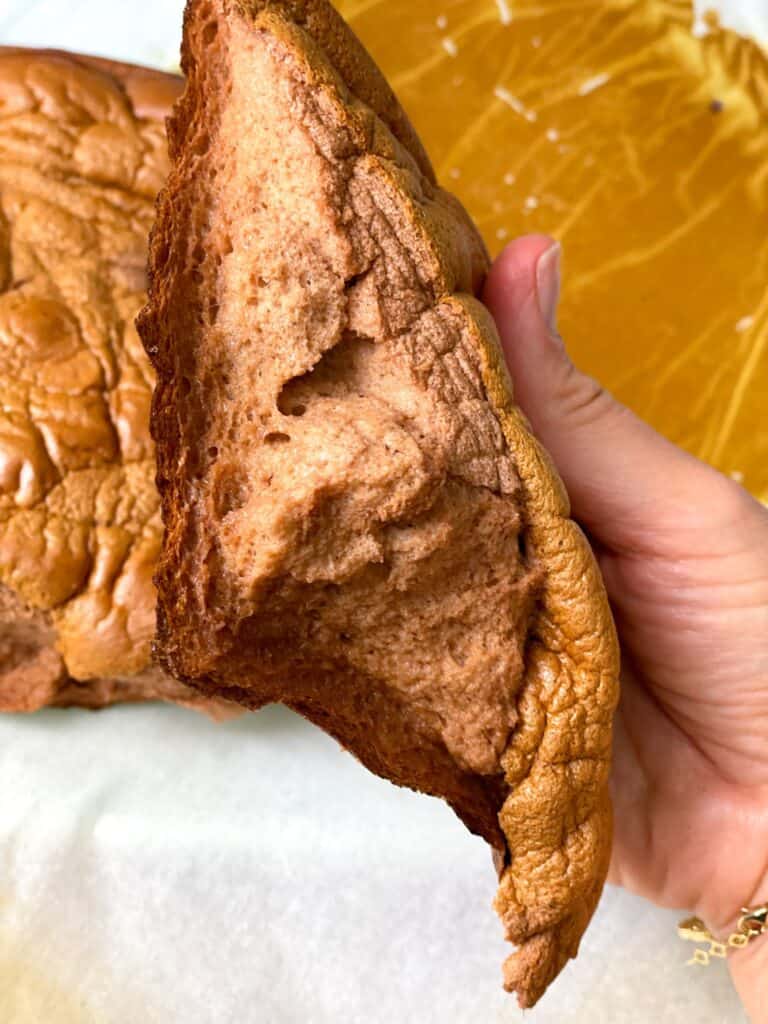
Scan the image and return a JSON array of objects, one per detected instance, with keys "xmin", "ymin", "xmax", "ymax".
[{"xmin": 483, "ymin": 235, "xmax": 768, "ymax": 1023}]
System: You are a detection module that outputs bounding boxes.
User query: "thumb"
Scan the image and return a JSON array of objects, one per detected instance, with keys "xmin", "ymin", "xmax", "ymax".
[{"xmin": 483, "ymin": 235, "xmax": 733, "ymax": 554}]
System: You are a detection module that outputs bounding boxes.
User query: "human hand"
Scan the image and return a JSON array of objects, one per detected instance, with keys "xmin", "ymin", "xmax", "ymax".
[{"xmin": 483, "ymin": 235, "xmax": 768, "ymax": 1021}]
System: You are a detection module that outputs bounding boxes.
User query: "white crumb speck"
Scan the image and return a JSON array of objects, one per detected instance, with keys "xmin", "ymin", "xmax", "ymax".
[
  {"xmin": 532, "ymin": 35, "xmax": 542, "ymax": 48},
  {"xmin": 578, "ymin": 73, "xmax": 611, "ymax": 96},
  {"xmin": 736, "ymin": 316, "xmax": 755, "ymax": 333},
  {"xmin": 496, "ymin": 227, "xmax": 509, "ymax": 240},
  {"xmin": 504, "ymin": 172, "xmax": 516, "ymax": 185},
  {"xmin": 449, "ymin": 167, "xmax": 461, "ymax": 180},
  {"xmin": 546, "ymin": 128, "xmax": 560, "ymax": 142},
  {"xmin": 730, "ymin": 470, "xmax": 745, "ymax": 483},
  {"xmin": 524, "ymin": 196, "xmax": 539, "ymax": 210},
  {"xmin": 496, "ymin": 0, "xmax": 512, "ymax": 26},
  {"xmin": 494, "ymin": 86, "xmax": 525, "ymax": 116},
  {"xmin": 494, "ymin": 85, "xmax": 537, "ymax": 122},
  {"xmin": 436, "ymin": 14, "xmax": 448, "ymax": 30},
  {"xmin": 442, "ymin": 37, "xmax": 459, "ymax": 57}
]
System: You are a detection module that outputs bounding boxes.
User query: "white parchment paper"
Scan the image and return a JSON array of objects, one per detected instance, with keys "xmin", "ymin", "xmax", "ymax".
[
  {"xmin": 0, "ymin": 2, "xmax": 764, "ymax": 1021},
  {"xmin": 0, "ymin": 705, "xmax": 747, "ymax": 1023}
]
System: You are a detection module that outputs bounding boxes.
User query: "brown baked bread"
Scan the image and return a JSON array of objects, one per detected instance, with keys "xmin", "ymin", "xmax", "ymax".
[
  {"xmin": 0, "ymin": 48, "xmax": 232, "ymax": 717},
  {"xmin": 139, "ymin": 0, "xmax": 620, "ymax": 1006}
]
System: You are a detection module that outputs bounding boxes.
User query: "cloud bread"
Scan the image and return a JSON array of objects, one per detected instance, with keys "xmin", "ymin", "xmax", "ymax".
[
  {"xmin": 0, "ymin": 48, "xmax": 232, "ymax": 717},
  {"xmin": 139, "ymin": 0, "xmax": 620, "ymax": 1005}
]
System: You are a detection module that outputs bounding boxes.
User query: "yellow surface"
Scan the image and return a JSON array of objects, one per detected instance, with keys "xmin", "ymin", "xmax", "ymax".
[{"xmin": 337, "ymin": 0, "xmax": 768, "ymax": 501}]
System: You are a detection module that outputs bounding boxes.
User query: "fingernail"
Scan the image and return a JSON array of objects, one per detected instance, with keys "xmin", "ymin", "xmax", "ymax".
[{"xmin": 536, "ymin": 242, "xmax": 561, "ymax": 333}]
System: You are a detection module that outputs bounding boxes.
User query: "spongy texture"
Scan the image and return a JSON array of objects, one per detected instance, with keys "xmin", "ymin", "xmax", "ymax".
[
  {"xmin": 139, "ymin": 0, "xmax": 620, "ymax": 1006},
  {"xmin": 0, "ymin": 48, "xmax": 232, "ymax": 717}
]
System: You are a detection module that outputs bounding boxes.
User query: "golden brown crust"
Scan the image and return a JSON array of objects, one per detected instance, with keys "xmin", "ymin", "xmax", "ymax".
[
  {"xmin": 470, "ymin": 297, "xmax": 618, "ymax": 1003},
  {"xmin": 0, "ymin": 47, "xmax": 184, "ymax": 117},
  {"xmin": 140, "ymin": 0, "xmax": 619, "ymax": 1005},
  {"xmin": 0, "ymin": 47, "xmax": 232, "ymax": 718}
]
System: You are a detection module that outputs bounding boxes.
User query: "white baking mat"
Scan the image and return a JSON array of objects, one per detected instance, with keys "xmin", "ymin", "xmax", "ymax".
[{"xmin": 0, "ymin": 1, "xmax": 763, "ymax": 1022}]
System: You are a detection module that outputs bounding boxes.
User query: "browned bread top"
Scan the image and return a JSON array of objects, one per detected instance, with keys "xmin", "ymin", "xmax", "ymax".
[
  {"xmin": 0, "ymin": 47, "xmax": 230, "ymax": 716},
  {"xmin": 140, "ymin": 0, "xmax": 619, "ymax": 1006}
]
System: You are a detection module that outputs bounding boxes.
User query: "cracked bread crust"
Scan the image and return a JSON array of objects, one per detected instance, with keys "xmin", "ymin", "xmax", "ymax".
[
  {"xmin": 0, "ymin": 48, "xmax": 233, "ymax": 717},
  {"xmin": 140, "ymin": 0, "xmax": 620, "ymax": 1006}
]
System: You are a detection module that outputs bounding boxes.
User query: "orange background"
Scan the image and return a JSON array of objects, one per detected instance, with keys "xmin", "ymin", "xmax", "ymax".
[{"xmin": 338, "ymin": 0, "xmax": 768, "ymax": 502}]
